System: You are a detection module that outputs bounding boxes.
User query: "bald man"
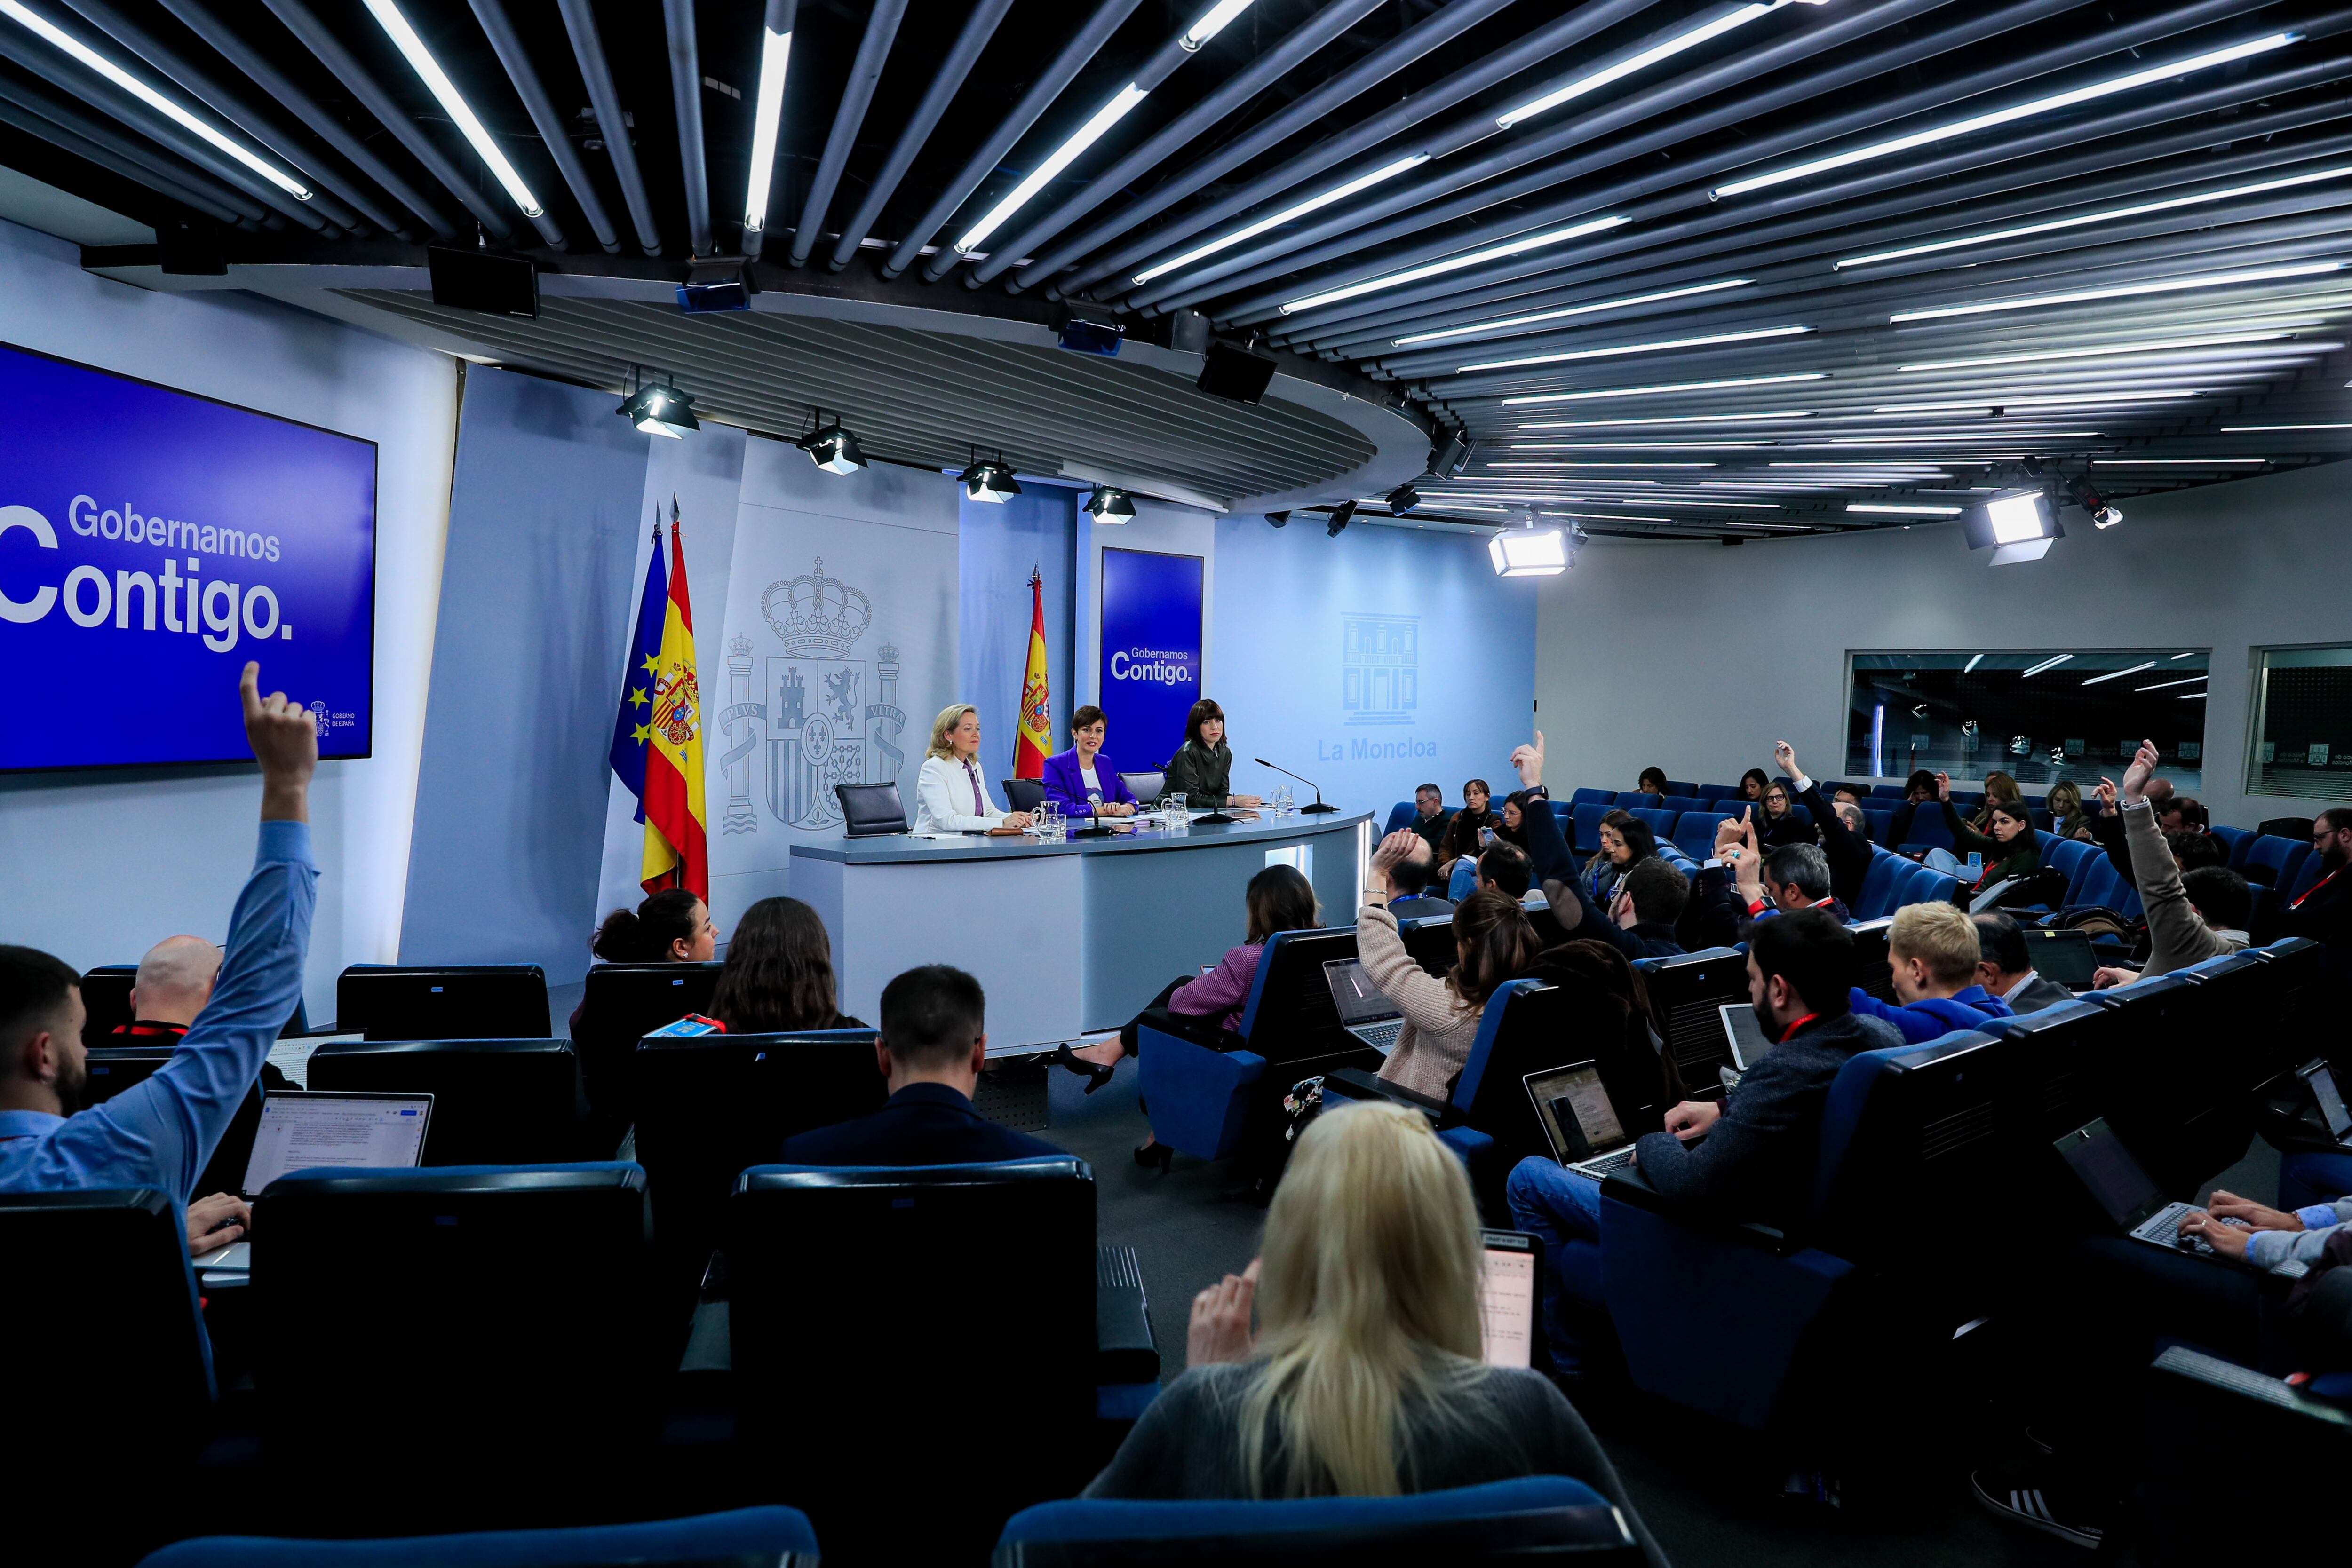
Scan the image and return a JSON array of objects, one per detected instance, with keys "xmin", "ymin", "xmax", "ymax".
[{"xmin": 113, "ymin": 934, "xmax": 225, "ymax": 1041}]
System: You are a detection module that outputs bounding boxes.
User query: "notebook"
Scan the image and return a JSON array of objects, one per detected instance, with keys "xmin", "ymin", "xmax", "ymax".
[{"xmin": 2054, "ymin": 1117, "xmax": 2305, "ymax": 1278}]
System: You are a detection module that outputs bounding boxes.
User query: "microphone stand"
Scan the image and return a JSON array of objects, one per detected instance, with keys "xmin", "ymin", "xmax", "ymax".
[{"xmin": 1255, "ymin": 758, "xmax": 1340, "ymax": 814}]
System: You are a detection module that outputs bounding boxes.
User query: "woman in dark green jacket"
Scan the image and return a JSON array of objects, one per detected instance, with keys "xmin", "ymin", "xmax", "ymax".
[
  {"xmin": 1161, "ymin": 698, "xmax": 1263, "ymax": 808},
  {"xmin": 1939, "ymin": 792, "xmax": 2040, "ymax": 890}
]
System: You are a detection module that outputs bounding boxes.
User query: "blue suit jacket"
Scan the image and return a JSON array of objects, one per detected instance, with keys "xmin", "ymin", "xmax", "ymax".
[
  {"xmin": 1847, "ymin": 985, "xmax": 2015, "ymax": 1045},
  {"xmin": 1040, "ymin": 748, "xmax": 1140, "ymax": 816},
  {"xmin": 778, "ymin": 1081, "xmax": 1065, "ymax": 1167}
]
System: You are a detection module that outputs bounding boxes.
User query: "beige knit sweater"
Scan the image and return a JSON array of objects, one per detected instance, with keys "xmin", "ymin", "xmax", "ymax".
[{"xmin": 1357, "ymin": 900, "xmax": 1484, "ymax": 1102}]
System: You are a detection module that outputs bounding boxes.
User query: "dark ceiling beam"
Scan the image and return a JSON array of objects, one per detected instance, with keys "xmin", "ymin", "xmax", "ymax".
[
  {"xmin": 883, "ymin": 0, "xmax": 1144, "ymax": 281},
  {"xmin": 786, "ymin": 0, "xmax": 907, "ymax": 266},
  {"xmin": 257, "ymin": 0, "xmax": 516, "ymax": 240},
  {"xmin": 555, "ymin": 0, "xmax": 658, "ymax": 255},
  {"xmin": 151, "ymin": 0, "xmax": 455, "ymax": 238},
  {"xmin": 468, "ymin": 0, "xmax": 618, "ymax": 253},
  {"xmin": 825, "ymin": 0, "xmax": 1017, "ymax": 270},
  {"xmin": 0, "ymin": 76, "xmax": 251, "ymax": 224},
  {"xmin": 661, "ymin": 0, "xmax": 709, "ymax": 254}
]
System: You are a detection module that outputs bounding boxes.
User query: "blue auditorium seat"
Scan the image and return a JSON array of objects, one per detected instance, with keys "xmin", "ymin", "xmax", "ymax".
[
  {"xmin": 1570, "ymin": 802, "xmax": 1612, "ymax": 855},
  {"xmin": 1861, "ymin": 807, "xmax": 1892, "ymax": 845},
  {"xmin": 1899, "ymin": 805, "xmax": 1955, "ymax": 852},
  {"xmin": 1671, "ymin": 811, "xmax": 1730, "ymax": 859},
  {"xmin": 2083, "ymin": 973, "xmax": 2253, "ymax": 1193},
  {"xmin": 2214, "ymin": 824, "xmax": 2252, "ymax": 867},
  {"xmin": 1629, "ymin": 807, "xmax": 1677, "ymax": 840},
  {"xmin": 1852, "ymin": 850, "xmax": 1908, "ymax": 921},
  {"xmin": 1569, "ymin": 787, "xmax": 1615, "ymax": 808},
  {"xmin": 1708, "ymin": 796, "xmax": 1754, "ymax": 816},
  {"xmin": 1600, "ymin": 1031, "xmax": 2003, "ymax": 1430},
  {"xmin": 1613, "ymin": 791, "xmax": 1654, "ymax": 808},
  {"xmin": 138, "ymin": 1508, "xmax": 819, "ymax": 1568},
  {"xmin": 2241, "ymin": 834, "xmax": 2313, "ymax": 890},
  {"xmin": 1870, "ymin": 784, "xmax": 1908, "ymax": 800},
  {"xmin": 1136, "ymin": 927, "xmax": 1361, "ymax": 1161},
  {"xmin": 994, "ymin": 1476, "xmax": 1642, "ymax": 1566},
  {"xmin": 1665, "ymin": 778, "xmax": 1698, "ymax": 797},
  {"xmin": 1949, "ymin": 790, "xmax": 1984, "ymax": 809},
  {"xmin": 1698, "ymin": 783, "xmax": 1743, "ymax": 800},
  {"xmin": 2042, "ymin": 836, "xmax": 2098, "ymax": 906},
  {"xmin": 1661, "ymin": 794, "xmax": 1708, "ymax": 815},
  {"xmin": 1894, "ymin": 862, "xmax": 1961, "ymax": 911},
  {"xmin": 2286, "ymin": 852, "xmax": 2327, "ymax": 904}
]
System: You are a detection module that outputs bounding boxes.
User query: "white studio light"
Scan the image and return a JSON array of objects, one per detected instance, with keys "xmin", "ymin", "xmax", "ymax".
[
  {"xmin": 1495, "ymin": 1, "xmax": 1806, "ymax": 129},
  {"xmin": 960, "ymin": 457, "xmax": 1021, "ymax": 503},
  {"xmin": 1280, "ymin": 215, "xmax": 1628, "ymax": 314},
  {"xmin": 1889, "ymin": 261, "xmax": 2346, "ymax": 321},
  {"xmin": 1516, "ymin": 409, "xmax": 1816, "ymax": 428},
  {"xmin": 795, "ymin": 420, "xmax": 866, "ymax": 475},
  {"xmin": 1132, "ymin": 154, "xmax": 1430, "ymax": 285},
  {"xmin": 1985, "ymin": 493, "xmax": 2057, "ymax": 564},
  {"xmin": 1392, "ymin": 278, "xmax": 1753, "ymax": 347},
  {"xmin": 959, "ymin": 83, "xmax": 1151, "ymax": 253},
  {"xmin": 1504, "ymin": 372, "xmax": 1827, "ymax": 406},
  {"xmin": 744, "ymin": 22, "xmax": 795, "ymax": 234},
  {"xmin": 0, "ymin": 0, "xmax": 311, "ymax": 198},
  {"xmin": 1714, "ymin": 32, "xmax": 2300, "ymax": 199},
  {"xmin": 1846, "ymin": 502, "xmax": 1965, "ymax": 515},
  {"xmin": 1897, "ymin": 330, "xmax": 2324, "ymax": 372},
  {"xmin": 1489, "ymin": 525, "xmax": 1572, "ymax": 576},
  {"xmin": 1838, "ymin": 164, "xmax": 2352, "ymax": 269},
  {"xmin": 1181, "ymin": 0, "xmax": 1256, "ymax": 49},
  {"xmin": 1456, "ymin": 324, "xmax": 1811, "ymax": 374},
  {"xmin": 366, "ymin": 0, "xmax": 545, "ymax": 217}
]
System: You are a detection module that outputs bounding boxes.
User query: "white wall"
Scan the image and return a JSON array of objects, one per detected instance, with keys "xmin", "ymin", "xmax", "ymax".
[
  {"xmin": 0, "ymin": 219, "xmax": 456, "ymax": 1020},
  {"xmin": 1534, "ymin": 461, "xmax": 2349, "ymax": 830}
]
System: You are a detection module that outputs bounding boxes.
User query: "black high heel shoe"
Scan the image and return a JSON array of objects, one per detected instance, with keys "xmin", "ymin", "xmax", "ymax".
[
  {"xmin": 1134, "ymin": 1140, "xmax": 1174, "ymax": 1173},
  {"xmin": 1053, "ymin": 1043, "xmax": 1117, "ymax": 1094}
]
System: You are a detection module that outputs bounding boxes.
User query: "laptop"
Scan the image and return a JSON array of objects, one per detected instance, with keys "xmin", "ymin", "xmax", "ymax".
[
  {"xmin": 1323, "ymin": 958, "xmax": 1406, "ymax": 1052},
  {"xmin": 192, "ymin": 1090, "xmax": 434, "ymax": 1271},
  {"xmin": 2020, "ymin": 927, "xmax": 2099, "ymax": 990},
  {"xmin": 2300, "ymin": 1060, "xmax": 2352, "ymax": 1145},
  {"xmin": 2054, "ymin": 1117, "xmax": 2306, "ymax": 1278},
  {"xmin": 1526, "ymin": 1061, "xmax": 1637, "ymax": 1180},
  {"xmin": 1477, "ymin": 1230, "xmax": 1543, "ymax": 1370}
]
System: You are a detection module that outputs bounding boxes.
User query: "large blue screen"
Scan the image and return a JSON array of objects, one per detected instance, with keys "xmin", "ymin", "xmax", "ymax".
[
  {"xmin": 0, "ymin": 343, "xmax": 376, "ymax": 769},
  {"xmin": 1098, "ymin": 547, "xmax": 1203, "ymax": 774}
]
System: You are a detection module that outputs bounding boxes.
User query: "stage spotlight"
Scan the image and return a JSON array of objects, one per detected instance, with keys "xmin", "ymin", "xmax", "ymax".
[
  {"xmin": 679, "ymin": 255, "xmax": 755, "ymax": 313},
  {"xmin": 1488, "ymin": 522, "xmax": 1570, "ymax": 576},
  {"xmin": 795, "ymin": 413, "xmax": 866, "ymax": 475},
  {"xmin": 1265, "ymin": 510, "xmax": 1290, "ymax": 528},
  {"xmin": 960, "ymin": 453, "xmax": 1020, "ymax": 503},
  {"xmin": 1963, "ymin": 490, "xmax": 2063, "ymax": 565},
  {"xmin": 1084, "ymin": 484, "xmax": 1135, "ymax": 521},
  {"xmin": 1387, "ymin": 483, "xmax": 1421, "ymax": 513},
  {"xmin": 2065, "ymin": 473, "xmax": 2123, "ymax": 529},
  {"xmin": 1326, "ymin": 499, "xmax": 1356, "ymax": 537},
  {"xmin": 618, "ymin": 373, "xmax": 698, "ymax": 438}
]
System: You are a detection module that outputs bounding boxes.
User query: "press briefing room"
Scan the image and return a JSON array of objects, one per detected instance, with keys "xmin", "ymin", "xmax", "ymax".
[{"xmin": 8, "ymin": 1, "xmax": 2352, "ymax": 1564}]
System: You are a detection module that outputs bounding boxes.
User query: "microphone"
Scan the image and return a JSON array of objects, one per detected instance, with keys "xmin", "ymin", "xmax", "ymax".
[{"xmin": 1255, "ymin": 758, "xmax": 1340, "ymax": 814}]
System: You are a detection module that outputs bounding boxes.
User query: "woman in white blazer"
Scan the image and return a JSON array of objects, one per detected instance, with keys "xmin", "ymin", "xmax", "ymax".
[{"xmin": 913, "ymin": 703, "xmax": 1035, "ymax": 834}]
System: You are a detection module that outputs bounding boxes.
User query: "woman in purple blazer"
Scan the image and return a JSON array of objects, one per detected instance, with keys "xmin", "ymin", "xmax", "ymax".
[{"xmin": 1040, "ymin": 705, "xmax": 1141, "ymax": 818}]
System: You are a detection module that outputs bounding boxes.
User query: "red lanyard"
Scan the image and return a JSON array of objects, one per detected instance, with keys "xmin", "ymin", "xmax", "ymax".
[
  {"xmin": 1777, "ymin": 1012, "xmax": 1820, "ymax": 1043},
  {"xmin": 2295, "ymin": 867, "xmax": 2341, "ymax": 910}
]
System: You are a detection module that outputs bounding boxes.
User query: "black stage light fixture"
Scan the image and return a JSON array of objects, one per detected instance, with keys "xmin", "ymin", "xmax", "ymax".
[
  {"xmin": 1083, "ymin": 484, "xmax": 1135, "ymax": 521},
  {"xmin": 157, "ymin": 218, "xmax": 226, "ymax": 277},
  {"xmin": 1326, "ymin": 499, "xmax": 1356, "ymax": 537},
  {"xmin": 2064, "ymin": 473, "xmax": 2123, "ymax": 529},
  {"xmin": 959, "ymin": 451, "xmax": 1020, "ymax": 503},
  {"xmin": 678, "ymin": 255, "xmax": 755, "ymax": 313},
  {"xmin": 618, "ymin": 370, "xmax": 699, "ymax": 438},
  {"xmin": 795, "ymin": 411, "xmax": 866, "ymax": 475},
  {"xmin": 1264, "ymin": 511, "xmax": 1290, "ymax": 528},
  {"xmin": 429, "ymin": 243, "xmax": 537, "ymax": 317},
  {"xmin": 1059, "ymin": 317, "xmax": 1124, "ymax": 356},
  {"xmin": 1428, "ymin": 429, "xmax": 1474, "ymax": 478},
  {"xmin": 1386, "ymin": 483, "xmax": 1421, "ymax": 513},
  {"xmin": 1962, "ymin": 490, "xmax": 2064, "ymax": 565},
  {"xmin": 1198, "ymin": 342, "xmax": 1277, "ymax": 405}
]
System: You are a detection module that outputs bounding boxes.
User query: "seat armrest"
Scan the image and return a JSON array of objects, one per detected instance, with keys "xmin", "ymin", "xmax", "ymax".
[
  {"xmin": 1096, "ymin": 1266, "xmax": 1159, "ymax": 1386},
  {"xmin": 1600, "ymin": 1168, "xmax": 1803, "ymax": 1255},
  {"xmin": 1137, "ymin": 1006, "xmax": 1229, "ymax": 1052},
  {"xmin": 1323, "ymin": 1066, "xmax": 1451, "ymax": 1118}
]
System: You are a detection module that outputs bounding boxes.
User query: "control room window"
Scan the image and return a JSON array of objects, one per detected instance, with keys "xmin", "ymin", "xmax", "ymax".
[
  {"xmin": 2248, "ymin": 645, "xmax": 2352, "ymax": 802},
  {"xmin": 1845, "ymin": 649, "xmax": 2211, "ymax": 793}
]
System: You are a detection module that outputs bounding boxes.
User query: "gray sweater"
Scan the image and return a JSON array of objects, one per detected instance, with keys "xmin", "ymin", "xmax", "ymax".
[
  {"xmin": 1084, "ymin": 1358, "xmax": 1669, "ymax": 1565},
  {"xmin": 2122, "ymin": 798, "xmax": 2247, "ymax": 978}
]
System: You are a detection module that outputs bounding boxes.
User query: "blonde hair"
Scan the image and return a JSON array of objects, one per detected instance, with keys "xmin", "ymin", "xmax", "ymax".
[
  {"xmin": 924, "ymin": 703, "xmax": 978, "ymax": 761},
  {"xmin": 1239, "ymin": 1101, "xmax": 1488, "ymax": 1497},
  {"xmin": 1891, "ymin": 900, "xmax": 1981, "ymax": 986}
]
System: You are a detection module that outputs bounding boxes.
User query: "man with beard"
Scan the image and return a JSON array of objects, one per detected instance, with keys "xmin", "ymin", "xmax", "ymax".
[
  {"xmin": 0, "ymin": 664, "xmax": 318, "ymax": 1258},
  {"xmin": 2283, "ymin": 806, "xmax": 2352, "ymax": 991}
]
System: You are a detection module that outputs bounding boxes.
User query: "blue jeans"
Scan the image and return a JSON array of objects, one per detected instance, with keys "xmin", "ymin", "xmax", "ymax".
[
  {"xmin": 1446, "ymin": 859, "xmax": 1479, "ymax": 901},
  {"xmin": 2280, "ymin": 1149, "xmax": 2352, "ymax": 1211},
  {"xmin": 1506, "ymin": 1156, "xmax": 1605, "ymax": 1376}
]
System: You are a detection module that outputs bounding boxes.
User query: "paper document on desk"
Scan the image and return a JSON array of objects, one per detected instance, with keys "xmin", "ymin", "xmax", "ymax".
[{"xmin": 267, "ymin": 1033, "xmax": 358, "ymax": 1088}]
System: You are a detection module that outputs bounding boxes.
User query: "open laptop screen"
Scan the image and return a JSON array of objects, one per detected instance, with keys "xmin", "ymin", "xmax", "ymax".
[
  {"xmin": 241, "ymin": 1091, "xmax": 432, "ymax": 1195},
  {"xmin": 1477, "ymin": 1230, "xmax": 1538, "ymax": 1370},
  {"xmin": 1720, "ymin": 1003, "xmax": 1773, "ymax": 1071},
  {"xmin": 1525, "ymin": 1062, "xmax": 1626, "ymax": 1163},
  {"xmin": 2022, "ymin": 927, "xmax": 2098, "ymax": 989},
  {"xmin": 2053, "ymin": 1118, "xmax": 2167, "ymax": 1231},
  {"xmin": 1322, "ymin": 958, "xmax": 1400, "ymax": 1025},
  {"xmin": 2305, "ymin": 1062, "xmax": 2352, "ymax": 1141}
]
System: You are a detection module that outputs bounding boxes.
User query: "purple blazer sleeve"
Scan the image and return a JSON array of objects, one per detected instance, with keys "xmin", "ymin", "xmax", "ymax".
[
  {"xmin": 1041, "ymin": 750, "xmax": 1138, "ymax": 816},
  {"xmin": 1169, "ymin": 944, "xmax": 1261, "ymax": 1031}
]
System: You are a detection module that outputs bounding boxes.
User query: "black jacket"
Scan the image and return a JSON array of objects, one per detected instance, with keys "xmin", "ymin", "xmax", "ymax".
[
  {"xmin": 1634, "ymin": 1009, "xmax": 1904, "ymax": 1232},
  {"xmin": 778, "ymin": 1081, "xmax": 1064, "ymax": 1166},
  {"xmin": 2281, "ymin": 858, "xmax": 2352, "ymax": 989},
  {"xmin": 1518, "ymin": 789, "xmax": 1682, "ymax": 961},
  {"xmin": 1161, "ymin": 740, "xmax": 1238, "ymax": 806},
  {"xmin": 1795, "ymin": 782, "xmax": 1871, "ymax": 908}
]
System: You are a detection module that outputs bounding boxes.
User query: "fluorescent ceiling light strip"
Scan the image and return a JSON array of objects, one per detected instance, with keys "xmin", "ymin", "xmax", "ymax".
[
  {"xmin": 2178, "ymin": 692, "xmax": 2207, "ymax": 700},
  {"xmin": 1517, "ymin": 409, "xmax": 1816, "ymax": 429},
  {"xmin": 1281, "ymin": 214, "xmax": 1628, "ymax": 314},
  {"xmin": 1898, "ymin": 331, "xmax": 2319, "ymax": 372},
  {"xmin": 2136, "ymin": 674, "xmax": 2206, "ymax": 691},
  {"xmin": 1485, "ymin": 460, "xmax": 1717, "ymax": 468},
  {"xmin": 1838, "ymin": 164, "xmax": 2352, "ymax": 269},
  {"xmin": 366, "ymin": 0, "xmax": 543, "ymax": 216},
  {"xmin": 0, "ymin": 0, "xmax": 311, "ymax": 198},
  {"xmin": 1964, "ymin": 654, "xmax": 1985, "ymax": 672},
  {"xmin": 1890, "ymin": 261, "xmax": 2346, "ymax": 321},
  {"xmin": 1828, "ymin": 432, "xmax": 2101, "ymax": 443},
  {"xmin": 2172, "ymin": 651, "xmax": 2198, "ymax": 658},
  {"xmin": 1715, "ymin": 32, "xmax": 2299, "ymax": 198},
  {"xmin": 2081, "ymin": 661, "xmax": 2159, "ymax": 686},
  {"xmin": 1848, "ymin": 502, "xmax": 1964, "ymax": 515},
  {"xmin": 2224, "ymin": 421, "xmax": 2352, "ymax": 430},
  {"xmin": 1393, "ymin": 279, "xmax": 1753, "ymax": 347},
  {"xmin": 1495, "ymin": 1, "xmax": 1781, "ymax": 129},
  {"xmin": 1504, "ymin": 372, "xmax": 1826, "ymax": 406},
  {"xmin": 1181, "ymin": 0, "xmax": 1255, "ymax": 49},
  {"xmin": 1641, "ymin": 499, "xmax": 1786, "ymax": 509},
  {"xmin": 1457, "ymin": 324, "xmax": 1811, "ymax": 373},
  {"xmin": 1132, "ymin": 153, "xmax": 1429, "ymax": 284},
  {"xmin": 2092, "ymin": 456, "xmax": 2267, "ymax": 464},
  {"xmin": 1510, "ymin": 441, "xmax": 1770, "ymax": 449},
  {"xmin": 2020, "ymin": 654, "xmax": 2074, "ymax": 678},
  {"xmin": 1872, "ymin": 391, "xmax": 2204, "ymax": 411},
  {"xmin": 744, "ymin": 24, "xmax": 794, "ymax": 230},
  {"xmin": 960, "ymin": 82, "xmax": 1149, "ymax": 252}
]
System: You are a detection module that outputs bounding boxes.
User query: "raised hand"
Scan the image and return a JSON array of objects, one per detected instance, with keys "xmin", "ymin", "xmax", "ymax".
[
  {"xmin": 1187, "ymin": 1258, "xmax": 1261, "ymax": 1366},
  {"xmin": 2121, "ymin": 739, "xmax": 2160, "ymax": 803},
  {"xmin": 2094, "ymin": 777, "xmax": 2118, "ymax": 813},
  {"xmin": 1774, "ymin": 740, "xmax": 1798, "ymax": 778},
  {"xmin": 241, "ymin": 661, "xmax": 317, "ymax": 823},
  {"xmin": 1934, "ymin": 769, "xmax": 1951, "ymax": 801},
  {"xmin": 1511, "ymin": 729, "xmax": 1546, "ymax": 788}
]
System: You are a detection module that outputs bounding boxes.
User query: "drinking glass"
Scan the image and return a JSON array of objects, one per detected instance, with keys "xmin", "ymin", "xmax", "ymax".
[{"xmin": 1166, "ymin": 792, "xmax": 1188, "ymax": 833}]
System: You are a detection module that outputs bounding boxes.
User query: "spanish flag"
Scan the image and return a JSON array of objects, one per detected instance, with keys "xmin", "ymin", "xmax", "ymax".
[
  {"xmin": 640, "ymin": 500, "xmax": 708, "ymax": 898},
  {"xmin": 1014, "ymin": 570, "xmax": 1050, "ymax": 779}
]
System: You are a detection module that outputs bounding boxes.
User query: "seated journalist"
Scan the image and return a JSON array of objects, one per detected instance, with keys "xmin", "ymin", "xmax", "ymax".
[
  {"xmin": 1436, "ymin": 777, "xmax": 1499, "ymax": 889},
  {"xmin": 0, "ymin": 664, "xmax": 317, "ymax": 1266},
  {"xmin": 1777, "ymin": 741, "xmax": 1871, "ymax": 906},
  {"xmin": 1508, "ymin": 735, "xmax": 1684, "ymax": 960},
  {"xmin": 2089, "ymin": 739, "xmax": 2252, "ymax": 988},
  {"xmin": 1085, "ymin": 1099, "xmax": 1668, "ymax": 1565},
  {"xmin": 1383, "ymin": 834, "xmax": 1454, "ymax": 919},
  {"xmin": 779, "ymin": 964, "xmax": 1061, "ymax": 1167},
  {"xmin": 1971, "ymin": 912, "xmax": 2075, "ymax": 1014},
  {"xmin": 1846, "ymin": 902, "xmax": 2013, "ymax": 1044}
]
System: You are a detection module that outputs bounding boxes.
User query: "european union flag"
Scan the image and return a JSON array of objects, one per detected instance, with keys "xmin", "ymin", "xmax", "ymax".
[{"xmin": 609, "ymin": 513, "xmax": 669, "ymax": 824}]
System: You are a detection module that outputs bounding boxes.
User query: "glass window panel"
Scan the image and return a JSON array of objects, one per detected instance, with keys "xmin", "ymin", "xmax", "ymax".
[{"xmin": 2248, "ymin": 645, "xmax": 2352, "ymax": 801}]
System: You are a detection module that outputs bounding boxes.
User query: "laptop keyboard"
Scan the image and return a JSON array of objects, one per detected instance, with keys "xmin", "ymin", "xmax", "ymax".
[
  {"xmin": 1351, "ymin": 1019, "xmax": 1405, "ymax": 1052},
  {"xmin": 1571, "ymin": 1146, "xmax": 1637, "ymax": 1179}
]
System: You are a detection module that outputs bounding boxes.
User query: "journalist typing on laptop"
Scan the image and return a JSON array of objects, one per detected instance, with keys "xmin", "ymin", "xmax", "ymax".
[{"xmin": 0, "ymin": 664, "xmax": 318, "ymax": 1259}]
